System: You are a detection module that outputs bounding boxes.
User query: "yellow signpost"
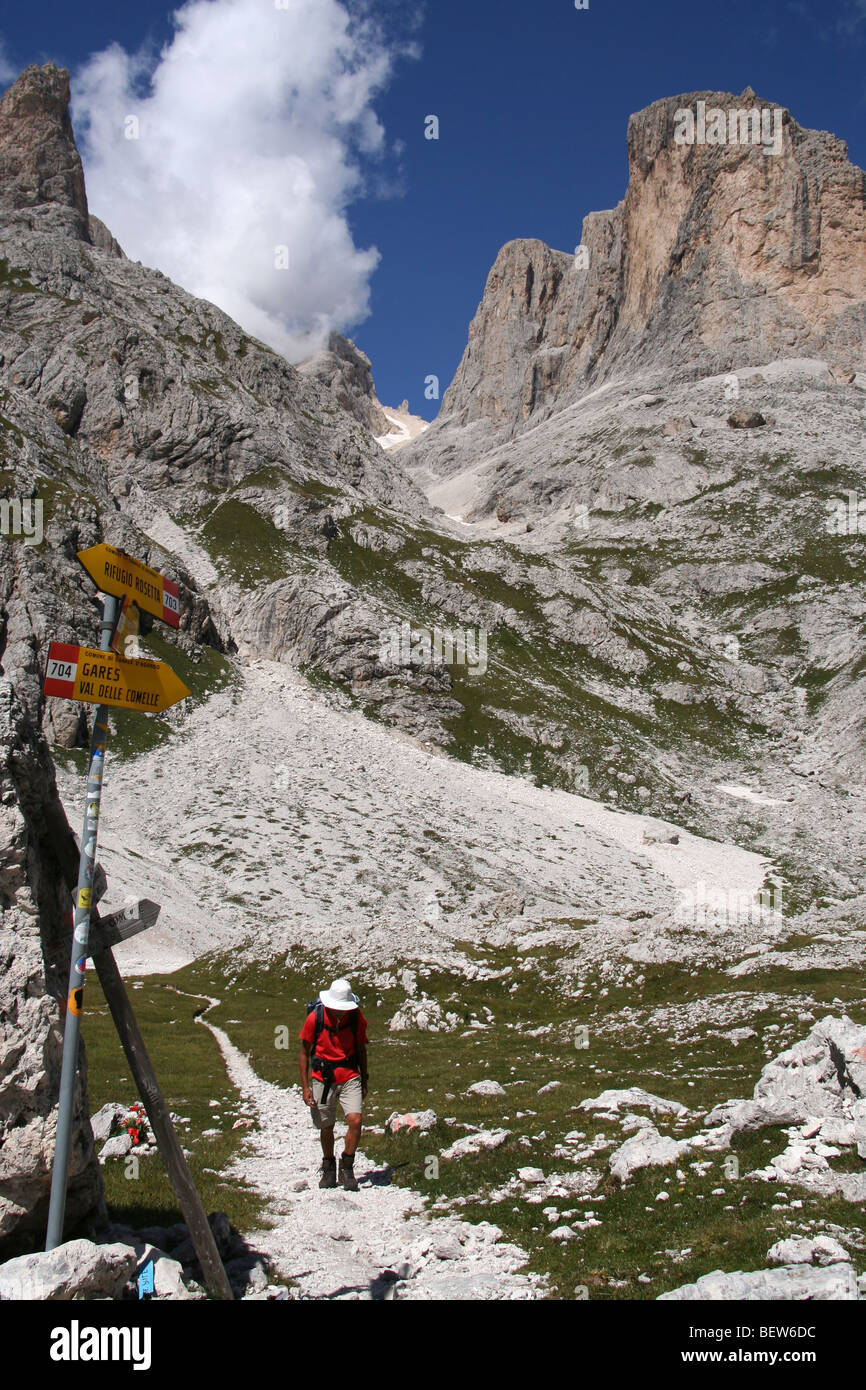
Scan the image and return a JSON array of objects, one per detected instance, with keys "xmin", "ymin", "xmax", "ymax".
[
  {"xmin": 43, "ymin": 547, "xmax": 231, "ymax": 1297},
  {"xmin": 77, "ymin": 543, "xmax": 181, "ymax": 628},
  {"xmin": 44, "ymin": 642, "xmax": 190, "ymax": 713}
]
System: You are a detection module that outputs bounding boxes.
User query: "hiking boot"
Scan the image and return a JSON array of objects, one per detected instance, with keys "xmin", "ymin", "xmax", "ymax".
[
  {"xmin": 319, "ymin": 1156, "xmax": 337, "ymax": 1189},
  {"xmin": 339, "ymin": 1154, "xmax": 359, "ymax": 1192}
]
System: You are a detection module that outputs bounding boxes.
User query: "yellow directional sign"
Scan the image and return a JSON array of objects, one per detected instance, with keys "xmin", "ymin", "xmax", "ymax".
[
  {"xmin": 44, "ymin": 642, "xmax": 190, "ymax": 713},
  {"xmin": 77, "ymin": 544, "xmax": 181, "ymax": 628}
]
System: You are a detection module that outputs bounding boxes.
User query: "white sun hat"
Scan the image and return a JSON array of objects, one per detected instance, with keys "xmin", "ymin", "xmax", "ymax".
[{"xmin": 320, "ymin": 978, "xmax": 360, "ymax": 1011}]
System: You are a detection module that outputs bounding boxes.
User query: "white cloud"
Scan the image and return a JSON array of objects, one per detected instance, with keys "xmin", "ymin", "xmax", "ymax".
[{"xmin": 73, "ymin": 0, "xmax": 404, "ymax": 360}]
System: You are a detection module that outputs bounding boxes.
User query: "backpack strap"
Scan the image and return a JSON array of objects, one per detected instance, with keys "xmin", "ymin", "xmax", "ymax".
[
  {"xmin": 310, "ymin": 1004, "xmax": 361, "ymax": 1104},
  {"xmin": 311, "ymin": 1001, "xmax": 325, "ymax": 1053}
]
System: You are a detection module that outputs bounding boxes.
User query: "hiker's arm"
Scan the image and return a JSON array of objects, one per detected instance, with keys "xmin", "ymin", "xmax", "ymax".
[
  {"xmin": 299, "ymin": 1040, "xmax": 314, "ymax": 1105},
  {"xmin": 359, "ymin": 1043, "xmax": 368, "ymax": 1098}
]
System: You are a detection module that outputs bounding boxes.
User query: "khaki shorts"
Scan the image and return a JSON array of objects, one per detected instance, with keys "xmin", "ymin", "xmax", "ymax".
[{"xmin": 310, "ymin": 1076, "xmax": 363, "ymax": 1129}]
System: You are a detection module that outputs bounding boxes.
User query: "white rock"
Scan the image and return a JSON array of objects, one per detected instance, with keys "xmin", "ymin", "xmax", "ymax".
[
  {"xmin": 719, "ymin": 1028, "xmax": 756, "ymax": 1044},
  {"xmin": 610, "ymin": 1123, "xmax": 691, "ymax": 1183},
  {"xmin": 90, "ymin": 1102, "xmax": 126, "ymax": 1144},
  {"xmin": 580, "ymin": 1088, "xmax": 688, "ymax": 1118},
  {"xmin": 537, "ymin": 1081, "xmax": 561, "ymax": 1094},
  {"xmin": 659, "ymin": 1264, "xmax": 859, "ymax": 1301},
  {"xmin": 432, "ymin": 1235, "xmax": 462, "ymax": 1260},
  {"xmin": 518, "ymin": 1167, "xmax": 546, "ymax": 1184},
  {"xmin": 440, "ymin": 1129, "xmax": 512, "ymax": 1162},
  {"xmin": 0, "ymin": 1240, "xmax": 138, "ymax": 1301},
  {"xmin": 385, "ymin": 1109, "xmax": 438, "ymax": 1134},
  {"xmin": 818, "ymin": 1117, "xmax": 856, "ymax": 1146},
  {"xmin": 548, "ymin": 1226, "xmax": 577, "ymax": 1241},
  {"xmin": 99, "ymin": 1133, "xmax": 133, "ymax": 1160},
  {"xmin": 467, "ymin": 1080, "xmax": 506, "ymax": 1098},
  {"xmin": 621, "ymin": 1112, "xmax": 655, "ymax": 1132},
  {"xmin": 389, "ymin": 995, "xmax": 459, "ymax": 1033},
  {"xmin": 705, "ymin": 1016, "xmax": 866, "ymax": 1140},
  {"xmin": 766, "ymin": 1235, "xmax": 849, "ymax": 1267}
]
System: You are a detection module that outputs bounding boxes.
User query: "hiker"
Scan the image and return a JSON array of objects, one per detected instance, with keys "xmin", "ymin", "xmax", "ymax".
[{"xmin": 299, "ymin": 978, "xmax": 369, "ymax": 1191}]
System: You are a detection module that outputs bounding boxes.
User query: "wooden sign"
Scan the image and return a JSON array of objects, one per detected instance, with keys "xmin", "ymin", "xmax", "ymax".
[{"xmin": 50, "ymin": 898, "xmax": 161, "ymax": 959}]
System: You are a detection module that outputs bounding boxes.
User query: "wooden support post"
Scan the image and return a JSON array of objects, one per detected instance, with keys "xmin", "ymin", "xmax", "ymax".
[{"xmin": 90, "ymin": 943, "xmax": 235, "ymax": 1301}]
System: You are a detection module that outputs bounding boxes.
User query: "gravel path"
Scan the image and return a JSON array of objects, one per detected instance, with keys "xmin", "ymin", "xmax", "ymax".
[{"xmin": 193, "ymin": 999, "xmax": 546, "ymax": 1300}]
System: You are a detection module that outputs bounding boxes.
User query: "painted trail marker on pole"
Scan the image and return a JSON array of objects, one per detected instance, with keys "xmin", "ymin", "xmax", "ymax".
[
  {"xmin": 71, "ymin": 833, "xmax": 107, "ymax": 904},
  {"xmin": 43, "ymin": 546, "xmax": 231, "ymax": 1298}
]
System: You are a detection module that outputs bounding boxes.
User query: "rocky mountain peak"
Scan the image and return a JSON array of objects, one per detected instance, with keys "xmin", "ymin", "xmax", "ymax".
[
  {"xmin": 297, "ymin": 330, "xmax": 428, "ymax": 448},
  {"xmin": 0, "ymin": 64, "xmax": 89, "ymax": 234},
  {"xmin": 0, "ymin": 63, "xmax": 125, "ymax": 257},
  {"xmin": 297, "ymin": 330, "xmax": 391, "ymax": 435},
  {"xmin": 425, "ymin": 88, "xmax": 866, "ymax": 453}
]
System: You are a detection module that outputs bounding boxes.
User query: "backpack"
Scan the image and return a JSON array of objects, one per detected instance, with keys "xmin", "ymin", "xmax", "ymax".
[{"xmin": 306, "ymin": 999, "xmax": 360, "ymax": 1103}]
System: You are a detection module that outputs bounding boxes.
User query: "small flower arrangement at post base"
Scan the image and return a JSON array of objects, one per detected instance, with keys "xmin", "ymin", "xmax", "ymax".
[{"xmin": 123, "ymin": 1102, "xmax": 150, "ymax": 1148}]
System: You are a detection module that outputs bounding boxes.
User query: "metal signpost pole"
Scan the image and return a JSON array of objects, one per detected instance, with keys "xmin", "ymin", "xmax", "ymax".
[{"xmin": 46, "ymin": 594, "xmax": 117, "ymax": 1250}]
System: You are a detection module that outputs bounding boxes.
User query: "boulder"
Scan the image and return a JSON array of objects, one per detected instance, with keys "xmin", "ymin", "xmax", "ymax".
[
  {"xmin": 518, "ymin": 1167, "xmax": 546, "ymax": 1184},
  {"xmin": 385, "ymin": 1110, "xmax": 437, "ymax": 1134},
  {"xmin": 766, "ymin": 1235, "xmax": 849, "ymax": 1267},
  {"xmin": 466, "ymin": 1080, "xmax": 506, "ymax": 1098},
  {"xmin": 726, "ymin": 409, "xmax": 767, "ymax": 429},
  {"xmin": 440, "ymin": 1129, "xmax": 512, "ymax": 1162},
  {"xmin": 581, "ymin": 1088, "xmax": 688, "ymax": 1118},
  {"xmin": 609, "ymin": 1122, "xmax": 691, "ymax": 1183},
  {"xmin": 90, "ymin": 1103, "xmax": 126, "ymax": 1144},
  {"xmin": 431, "ymin": 1235, "xmax": 463, "ymax": 1261},
  {"xmin": 153, "ymin": 1254, "xmax": 197, "ymax": 1300},
  {"xmin": 659, "ymin": 1263, "xmax": 860, "ymax": 1301},
  {"xmin": 99, "ymin": 1133, "xmax": 132, "ymax": 1161},
  {"xmin": 0, "ymin": 1238, "xmax": 137, "ymax": 1300},
  {"xmin": 704, "ymin": 1016, "xmax": 866, "ymax": 1141}
]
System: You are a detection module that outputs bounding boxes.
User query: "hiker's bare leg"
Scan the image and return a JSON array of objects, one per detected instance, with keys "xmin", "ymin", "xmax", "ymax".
[
  {"xmin": 320, "ymin": 1125, "xmax": 335, "ymax": 1158},
  {"xmin": 343, "ymin": 1112, "xmax": 362, "ymax": 1158}
]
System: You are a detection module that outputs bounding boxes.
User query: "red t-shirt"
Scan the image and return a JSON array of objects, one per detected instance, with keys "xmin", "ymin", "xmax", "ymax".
[{"xmin": 300, "ymin": 1007, "xmax": 368, "ymax": 1084}]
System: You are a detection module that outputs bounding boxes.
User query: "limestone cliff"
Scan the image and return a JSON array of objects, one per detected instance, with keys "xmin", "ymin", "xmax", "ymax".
[{"xmin": 423, "ymin": 88, "xmax": 866, "ymax": 456}]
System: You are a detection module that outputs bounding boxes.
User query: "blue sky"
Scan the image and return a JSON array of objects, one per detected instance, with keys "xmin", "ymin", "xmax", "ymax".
[{"xmin": 1, "ymin": 0, "xmax": 865, "ymax": 418}]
